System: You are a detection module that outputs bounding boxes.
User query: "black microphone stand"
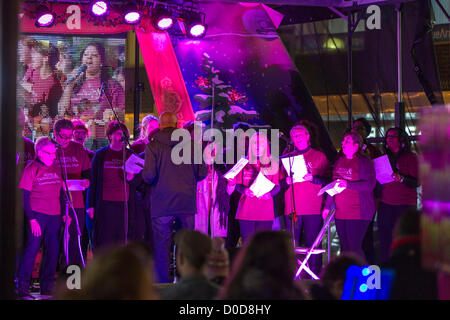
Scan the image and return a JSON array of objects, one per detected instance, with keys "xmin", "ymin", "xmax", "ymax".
[
  {"xmin": 54, "ymin": 142, "xmax": 85, "ymax": 268},
  {"xmin": 287, "ymin": 145, "xmax": 298, "ymax": 248},
  {"xmin": 99, "ymin": 83, "xmax": 132, "ymax": 245}
]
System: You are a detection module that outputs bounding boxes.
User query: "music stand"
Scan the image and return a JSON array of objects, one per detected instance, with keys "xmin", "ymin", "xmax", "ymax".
[{"xmin": 294, "ymin": 208, "xmax": 335, "ymax": 280}]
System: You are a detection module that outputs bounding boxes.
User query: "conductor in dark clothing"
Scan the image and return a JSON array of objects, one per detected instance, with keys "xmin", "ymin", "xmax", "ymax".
[{"xmin": 143, "ymin": 112, "xmax": 208, "ymax": 283}]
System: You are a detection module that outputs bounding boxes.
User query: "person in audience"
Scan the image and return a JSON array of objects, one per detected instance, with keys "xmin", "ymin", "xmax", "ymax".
[
  {"xmin": 309, "ymin": 253, "xmax": 365, "ymax": 300},
  {"xmin": 204, "ymin": 237, "xmax": 230, "ymax": 286},
  {"xmin": 377, "ymin": 127, "xmax": 419, "ymax": 263},
  {"xmin": 59, "ymin": 243, "xmax": 159, "ymax": 300},
  {"xmin": 217, "ymin": 231, "xmax": 305, "ymax": 300},
  {"xmin": 17, "ymin": 137, "xmax": 65, "ymax": 297},
  {"xmin": 159, "ymin": 230, "xmax": 219, "ymax": 300},
  {"xmin": 322, "ymin": 131, "xmax": 376, "ymax": 260},
  {"xmin": 381, "ymin": 209, "xmax": 437, "ymax": 300}
]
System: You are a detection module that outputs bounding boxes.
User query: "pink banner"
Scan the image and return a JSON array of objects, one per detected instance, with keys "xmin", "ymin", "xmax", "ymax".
[
  {"xmin": 136, "ymin": 17, "xmax": 194, "ymax": 127},
  {"xmin": 20, "ymin": 3, "xmax": 131, "ymax": 34}
]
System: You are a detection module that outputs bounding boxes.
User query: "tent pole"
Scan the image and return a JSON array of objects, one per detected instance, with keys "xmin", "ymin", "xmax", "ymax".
[{"xmin": 395, "ymin": 4, "xmax": 405, "ymax": 130}]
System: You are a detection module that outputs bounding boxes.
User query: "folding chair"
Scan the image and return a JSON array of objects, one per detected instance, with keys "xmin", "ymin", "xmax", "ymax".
[{"xmin": 294, "ymin": 209, "xmax": 335, "ymax": 280}]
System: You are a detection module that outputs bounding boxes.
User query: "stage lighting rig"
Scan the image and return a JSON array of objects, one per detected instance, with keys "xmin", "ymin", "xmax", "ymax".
[
  {"xmin": 152, "ymin": 6, "xmax": 175, "ymax": 31},
  {"xmin": 89, "ymin": 1, "xmax": 109, "ymax": 18},
  {"xmin": 122, "ymin": 1, "xmax": 142, "ymax": 24},
  {"xmin": 35, "ymin": 4, "xmax": 56, "ymax": 27}
]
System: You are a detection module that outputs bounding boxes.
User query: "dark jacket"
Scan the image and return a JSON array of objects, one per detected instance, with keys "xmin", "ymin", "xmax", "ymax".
[
  {"xmin": 86, "ymin": 146, "xmax": 139, "ymax": 239},
  {"xmin": 159, "ymin": 273, "xmax": 219, "ymax": 300},
  {"xmin": 142, "ymin": 127, "xmax": 208, "ymax": 217}
]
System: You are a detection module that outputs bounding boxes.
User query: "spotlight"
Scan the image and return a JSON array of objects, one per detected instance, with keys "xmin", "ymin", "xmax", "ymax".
[
  {"xmin": 186, "ymin": 12, "xmax": 207, "ymax": 38},
  {"xmin": 123, "ymin": 2, "xmax": 142, "ymax": 25},
  {"xmin": 152, "ymin": 7, "xmax": 175, "ymax": 31},
  {"xmin": 90, "ymin": 1, "xmax": 109, "ymax": 17},
  {"xmin": 35, "ymin": 5, "xmax": 55, "ymax": 27}
]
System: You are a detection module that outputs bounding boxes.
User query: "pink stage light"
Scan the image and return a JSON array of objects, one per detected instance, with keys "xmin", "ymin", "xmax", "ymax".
[
  {"xmin": 91, "ymin": 1, "xmax": 108, "ymax": 17},
  {"xmin": 157, "ymin": 17, "xmax": 174, "ymax": 30},
  {"xmin": 189, "ymin": 24, "xmax": 206, "ymax": 38}
]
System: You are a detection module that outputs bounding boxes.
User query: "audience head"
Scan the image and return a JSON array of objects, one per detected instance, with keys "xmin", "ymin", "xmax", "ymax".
[
  {"xmin": 65, "ymin": 245, "xmax": 158, "ymax": 300},
  {"xmin": 393, "ymin": 209, "xmax": 420, "ymax": 240},
  {"xmin": 159, "ymin": 112, "xmax": 178, "ymax": 129},
  {"xmin": 140, "ymin": 114, "xmax": 159, "ymax": 141},
  {"xmin": 72, "ymin": 119, "xmax": 89, "ymax": 145},
  {"xmin": 341, "ymin": 130, "xmax": 363, "ymax": 159},
  {"xmin": 352, "ymin": 118, "xmax": 371, "ymax": 139},
  {"xmin": 35, "ymin": 136, "xmax": 57, "ymax": 166},
  {"xmin": 54, "ymin": 118, "xmax": 74, "ymax": 149},
  {"xmin": 218, "ymin": 231, "xmax": 303, "ymax": 300},
  {"xmin": 320, "ymin": 253, "xmax": 366, "ymax": 300},
  {"xmin": 204, "ymin": 237, "xmax": 230, "ymax": 285},
  {"xmin": 175, "ymin": 230, "xmax": 212, "ymax": 277},
  {"xmin": 384, "ymin": 127, "xmax": 411, "ymax": 154}
]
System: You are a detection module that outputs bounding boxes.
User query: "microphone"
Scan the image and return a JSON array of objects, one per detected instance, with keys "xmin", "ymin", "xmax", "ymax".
[
  {"xmin": 99, "ymin": 82, "xmax": 105, "ymax": 102},
  {"xmin": 279, "ymin": 132, "xmax": 294, "ymax": 145},
  {"xmin": 64, "ymin": 64, "xmax": 87, "ymax": 86},
  {"xmin": 50, "ymin": 137, "xmax": 62, "ymax": 148}
]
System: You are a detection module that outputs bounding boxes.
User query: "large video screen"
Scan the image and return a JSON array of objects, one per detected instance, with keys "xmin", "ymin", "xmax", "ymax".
[{"xmin": 17, "ymin": 35, "xmax": 125, "ymax": 150}]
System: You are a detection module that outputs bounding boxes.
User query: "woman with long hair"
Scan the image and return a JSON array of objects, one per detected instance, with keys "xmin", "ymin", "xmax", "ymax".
[
  {"xmin": 58, "ymin": 42, "xmax": 125, "ymax": 150},
  {"xmin": 231, "ymin": 132, "xmax": 280, "ymax": 242},
  {"xmin": 377, "ymin": 127, "xmax": 419, "ymax": 263}
]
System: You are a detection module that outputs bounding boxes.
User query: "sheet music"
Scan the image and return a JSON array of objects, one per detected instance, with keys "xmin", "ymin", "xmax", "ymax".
[
  {"xmin": 249, "ymin": 171, "xmax": 275, "ymax": 198},
  {"xmin": 67, "ymin": 179, "xmax": 87, "ymax": 191},
  {"xmin": 224, "ymin": 157, "xmax": 249, "ymax": 180},
  {"xmin": 124, "ymin": 154, "xmax": 145, "ymax": 174},
  {"xmin": 373, "ymin": 155, "xmax": 394, "ymax": 184},
  {"xmin": 281, "ymin": 155, "xmax": 308, "ymax": 183},
  {"xmin": 318, "ymin": 181, "xmax": 346, "ymax": 197}
]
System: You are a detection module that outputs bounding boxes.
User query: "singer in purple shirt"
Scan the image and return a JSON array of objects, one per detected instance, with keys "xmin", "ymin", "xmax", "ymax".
[{"xmin": 58, "ymin": 43, "xmax": 125, "ymax": 151}]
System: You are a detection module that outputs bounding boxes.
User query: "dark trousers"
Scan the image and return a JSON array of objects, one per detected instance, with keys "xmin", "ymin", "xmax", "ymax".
[
  {"xmin": 378, "ymin": 202, "xmax": 415, "ymax": 263},
  {"xmin": 152, "ymin": 214, "xmax": 194, "ymax": 283},
  {"xmin": 239, "ymin": 220, "xmax": 273, "ymax": 243},
  {"xmin": 93, "ymin": 201, "xmax": 126, "ymax": 253},
  {"xmin": 62, "ymin": 207, "xmax": 86, "ymax": 267},
  {"xmin": 285, "ymin": 214, "xmax": 323, "ymax": 275},
  {"xmin": 362, "ymin": 214, "xmax": 376, "ymax": 264},
  {"xmin": 335, "ymin": 219, "xmax": 370, "ymax": 260},
  {"xmin": 17, "ymin": 212, "xmax": 61, "ymax": 293}
]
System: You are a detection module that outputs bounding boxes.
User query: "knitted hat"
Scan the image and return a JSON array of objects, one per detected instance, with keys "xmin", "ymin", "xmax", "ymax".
[{"xmin": 205, "ymin": 237, "xmax": 229, "ymax": 279}]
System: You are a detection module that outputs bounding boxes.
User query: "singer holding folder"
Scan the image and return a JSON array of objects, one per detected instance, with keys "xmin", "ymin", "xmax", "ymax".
[
  {"xmin": 53, "ymin": 119, "xmax": 91, "ymax": 267},
  {"xmin": 233, "ymin": 133, "xmax": 280, "ymax": 243},
  {"xmin": 281, "ymin": 121, "xmax": 330, "ymax": 276},
  {"xmin": 57, "ymin": 43, "xmax": 124, "ymax": 151}
]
